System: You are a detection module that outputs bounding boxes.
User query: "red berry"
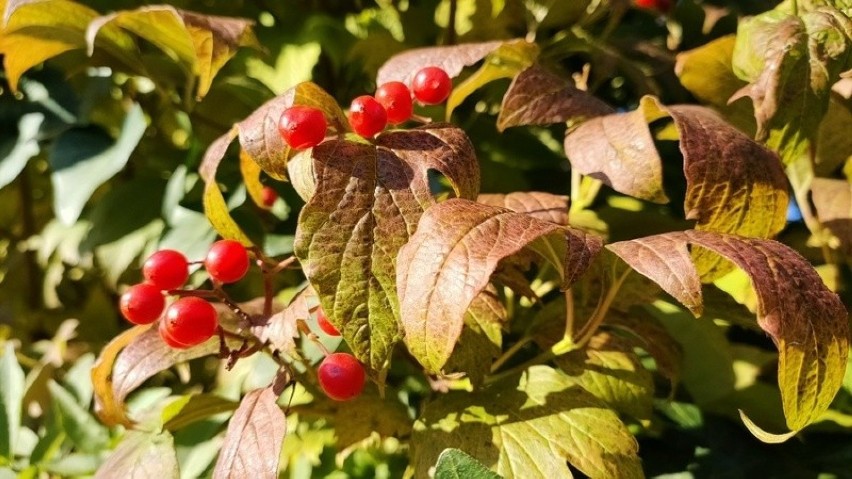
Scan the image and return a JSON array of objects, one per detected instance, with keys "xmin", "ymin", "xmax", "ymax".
[
  {"xmin": 278, "ymin": 106, "xmax": 327, "ymax": 149},
  {"xmin": 349, "ymin": 95, "xmax": 387, "ymax": 138},
  {"xmin": 159, "ymin": 317, "xmax": 190, "ymax": 349},
  {"xmin": 317, "ymin": 353, "xmax": 366, "ymax": 401},
  {"xmin": 411, "ymin": 67, "xmax": 452, "ymax": 105},
  {"xmin": 205, "ymin": 240, "xmax": 250, "ymax": 284},
  {"xmin": 261, "ymin": 186, "xmax": 277, "ymax": 208},
  {"xmin": 635, "ymin": 0, "xmax": 672, "ymax": 13},
  {"xmin": 316, "ymin": 307, "xmax": 340, "ymax": 336},
  {"xmin": 162, "ymin": 297, "xmax": 218, "ymax": 347},
  {"xmin": 142, "ymin": 249, "xmax": 189, "ymax": 290},
  {"xmin": 375, "ymin": 81, "xmax": 413, "ymax": 124},
  {"xmin": 120, "ymin": 283, "xmax": 165, "ymax": 325}
]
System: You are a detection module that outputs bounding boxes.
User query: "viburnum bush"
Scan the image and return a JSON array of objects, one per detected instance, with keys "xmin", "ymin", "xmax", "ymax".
[{"xmin": 1, "ymin": 0, "xmax": 851, "ymax": 478}]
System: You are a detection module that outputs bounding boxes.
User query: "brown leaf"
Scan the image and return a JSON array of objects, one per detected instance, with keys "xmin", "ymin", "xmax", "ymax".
[
  {"xmin": 497, "ymin": 64, "xmax": 614, "ymax": 131},
  {"xmin": 250, "ymin": 287, "xmax": 316, "ymax": 357},
  {"xmin": 213, "ymin": 387, "xmax": 286, "ymax": 479},
  {"xmin": 376, "ymin": 40, "xmax": 505, "ymax": 86},
  {"xmin": 607, "ymin": 230, "xmax": 849, "ymax": 436},
  {"xmin": 94, "ymin": 431, "xmax": 179, "ymax": 479},
  {"xmin": 397, "ymin": 198, "xmax": 602, "ymax": 373},
  {"xmin": 811, "ymin": 177, "xmax": 852, "ymax": 256},
  {"xmin": 477, "ymin": 191, "xmax": 570, "ymax": 225}
]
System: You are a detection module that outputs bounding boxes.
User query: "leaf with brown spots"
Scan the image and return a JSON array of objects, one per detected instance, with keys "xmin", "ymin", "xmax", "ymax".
[
  {"xmin": 397, "ymin": 198, "xmax": 602, "ymax": 373},
  {"xmin": 293, "ymin": 125, "xmax": 480, "ymax": 372},
  {"xmin": 497, "ymin": 64, "xmax": 614, "ymax": 131},
  {"xmin": 607, "ymin": 230, "xmax": 849, "ymax": 439}
]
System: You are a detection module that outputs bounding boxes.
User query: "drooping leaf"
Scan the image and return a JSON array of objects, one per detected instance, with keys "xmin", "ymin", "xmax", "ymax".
[
  {"xmin": 476, "ymin": 191, "xmax": 569, "ymax": 225},
  {"xmin": 86, "ymin": 5, "xmax": 259, "ymax": 97},
  {"xmin": 236, "ymin": 82, "xmax": 348, "ymax": 180},
  {"xmin": 376, "ymin": 39, "xmax": 505, "ymax": 86},
  {"xmin": 294, "ymin": 125, "xmax": 479, "ymax": 372},
  {"xmin": 411, "ymin": 366, "xmax": 642, "ymax": 479},
  {"xmin": 250, "ymin": 286, "xmax": 315, "ymax": 358},
  {"xmin": 162, "ymin": 394, "xmax": 239, "ymax": 431},
  {"xmin": 0, "ymin": 112, "xmax": 43, "ymax": 190},
  {"xmin": 198, "ymin": 128, "xmax": 253, "ymax": 245},
  {"xmin": 47, "ymin": 381, "xmax": 109, "ymax": 453},
  {"xmin": 94, "ymin": 431, "xmax": 179, "ymax": 479},
  {"xmin": 497, "ymin": 64, "xmax": 614, "ymax": 131},
  {"xmin": 397, "ymin": 198, "xmax": 602, "ymax": 373},
  {"xmin": 731, "ymin": 7, "xmax": 852, "ymax": 164},
  {"xmin": 607, "ymin": 230, "xmax": 849, "ymax": 438},
  {"xmin": 0, "ymin": 344, "xmax": 24, "ymax": 458},
  {"xmin": 212, "ymin": 387, "xmax": 286, "ymax": 479},
  {"xmin": 434, "ymin": 448, "xmax": 501, "ymax": 479},
  {"xmin": 811, "ymin": 177, "xmax": 851, "ymax": 256},
  {"xmin": 446, "ymin": 40, "xmax": 540, "ymax": 119},
  {"xmin": 48, "ymin": 104, "xmax": 146, "ymax": 225}
]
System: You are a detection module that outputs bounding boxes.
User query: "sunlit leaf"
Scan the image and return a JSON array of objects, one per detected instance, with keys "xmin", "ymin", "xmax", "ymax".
[
  {"xmin": 608, "ymin": 230, "xmax": 849, "ymax": 438},
  {"xmin": 47, "ymin": 381, "xmax": 109, "ymax": 453},
  {"xmin": 412, "ymin": 366, "xmax": 642, "ymax": 478},
  {"xmin": 162, "ymin": 394, "xmax": 238, "ymax": 431},
  {"xmin": 240, "ymin": 149, "xmax": 266, "ymax": 209},
  {"xmin": 434, "ymin": 448, "xmax": 501, "ymax": 479},
  {"xmin": 376, "ymin": 39, "xmax": 505, "ymax": 86},
  {"xmin": 249, "ymin": 286, "xmax": 314, "ymax": 358},
  {"xmin": 811, "ymin": 177, "xmax": 851, "ymax": 256},
  {"xmin": 94, "ymin": 431, "xmax": 179, "ymax": 479},
  {"xmin": 0, "ymin": 344, "xmax": 24, "ymax": 458},
  {"xmin": 397, "ymin": 198, "xmax": 602, "ymax": 373},
  {"xmin": 198, "ymin": 128, "xmax": 253, "ymax": 245},
  {"xmin": 212, "ymin": 387, "xmax": 286, "ymax": 479},
  {"xmin": 476, "ymin": 191, "xmax": 569, "ymax": 225},
  {"xmin": 0, "ymin": 112, "xmax": 43, "ymax": 190}
]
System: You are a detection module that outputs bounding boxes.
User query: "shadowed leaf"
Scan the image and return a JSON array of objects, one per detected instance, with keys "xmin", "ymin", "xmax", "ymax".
[
  {"xmin": 376, "ymin": 40, "xmax": 505, "ymax": 86},
  {"xmin": 477, "ymin": 191, "xmax": 570, "ymax": 225},
  {"xmin": 607, "ymin": 311, "xmax": 682, "ymax": 391},
  {"xmin": 497, "ymin": 64, "xmax": 614, "ymax": 131},
  {"xmin": 294, "ymin": 125, "xmax": 479, "ymax": 372},
  {"xmin": 397, "ymin": 198, "xmax": 602, "ymax": 373},
  {"xmin": 607, "ymin": 230, "xmax": 849, "ymax": 438},
  {"xmin": 94, "ymin": 431, "xmax": 178, "ymax": 479},
  {"xmin": 412, "ymin": 366, "xmax": 641, "ymax": 479},
  {"xmin": 212, "ymin": 387, "xmax": 286, "ymax": 479},
  {"xmin": 812, "ymin": 177, "xmax": 852, "ymax": 256}
]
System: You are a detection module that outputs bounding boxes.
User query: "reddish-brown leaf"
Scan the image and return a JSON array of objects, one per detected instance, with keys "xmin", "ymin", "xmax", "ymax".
[
  {"xmin": 213, "ymin": 387, "xmax": 286, "ymax": 479},
  {"xmin": 607, "ymin": 230, "xmax": 849, "ymax": 435},
  {"xmin": 397, "ymin": 198, "xmax": 602, "ymax": 373},
  {"xmin": 250, "ymin": 287, "xmax": 316, "ymax": 357},
  {"xmin": 376, "ymin": 40, "xmax": 505, "ymax": 86},
  {"xmin": 811, "ymin": 177, "xmax": 852, "ymax": 256},
  {"xmin": 477, "ymin": 191, "xmax": 570, "ymax": 225},
  {"xmin": 497, "ymin": 64, "xmax": 614, "ymax": 131}
]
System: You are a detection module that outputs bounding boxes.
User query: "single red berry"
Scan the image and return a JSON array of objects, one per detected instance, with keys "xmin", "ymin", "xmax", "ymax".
[
  {"xmin": 411, "ymin": 66, "xmax": 452, "ymax": 105},
  {"xmin": 278, "ymin": 106, "xmax": 327, "ymax": 149},
  {"xmin": 142, "ymin": 249, "xmax": 189, "ymax": 290},
  {"xmin": 205, "ymin": 240, "xmax": 250, "ymax": 284},
  {"xmin": 316, "ymin": 307, "xmax": 340, "ymax": 336},
  {"xmin": 159, "ymin": 317, "xmax": 190, "ymax": 349},
  {"xmin": 162, "ymin": 297, "xmax": 218, "ymax": 347},
  {"xmin": 375, "ymin": 81, "xmax": 413, "ymax": 124},
  {"xmin": 317, "ymin": 352, "xmax": 366, "ymax": 401},
  {"xmin": 349, "ymin": 95, "xmax": 387, "ymax": 138},
  {"xmin": 635, "ymin": 0, "xmax": 673, "ymax": 13},
  {"xmin": 119, "ymin": 283, "xmax": 165, "ymax": 325},
  {"xmin": 261, "ymin": 186, "xmax": 277, "ymax": 208}
]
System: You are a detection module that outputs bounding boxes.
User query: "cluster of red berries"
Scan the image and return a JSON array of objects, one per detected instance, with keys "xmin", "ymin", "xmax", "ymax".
[
  {"xmin": 277, "ymin": 66, "xmax": 452, "ymax": 147},
  {"xmin": 118, "ymin": 240, "xmax": 250, "ymax": 349}
]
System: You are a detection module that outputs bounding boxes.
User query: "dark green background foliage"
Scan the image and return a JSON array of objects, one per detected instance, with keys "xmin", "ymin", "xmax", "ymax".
[{"xmin": 0, "ymin": 0, "xmax": 850, "ymax": 477}]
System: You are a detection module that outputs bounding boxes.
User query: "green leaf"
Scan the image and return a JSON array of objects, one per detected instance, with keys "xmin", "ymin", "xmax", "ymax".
[
  {"xmin": 294, "ymin": 125, "xmax": 479, "ymax": 372},
  {"xmin": 446, "ymin": 40, "xmax": 540, "ymax": 119},
  {"xmin": 48, "ymin": 103, "xmax": 146, "ymax": 225},
  {"xmin": 606, "ymin": 311, "xmax": 682, "ymax": 391},
  {"xmin": 731, "ymin": 7, "xmax": 852, "ymax": 164},
  {"xmin": 434, "ymin": 448, "xmax": 502, "ymax": 479},
  {"xmin": 86, "ymin": 6, "xmax": 259, "ymax": 98},
  {"xmin": 0, "ymin": 112, "xmax": 43, "ymax": 190},
  {"xmin": 47, "ymin": 380, "xmax": 109, "ymax": 453},
  {"xmin": 0, "ymin": 344, "xmax": 24, "ymax": 458},
  {"xmin": 235, "ymin": 82, "xmax": 348, "ymax": 180},
  {"xmin": 444, "ymin": 289, "xmax": 506, "ymax": 386},
  {"xmin": 496, "ymin": 64, "xmax": 613, "ymax": 131},
  {"xmin": 95, "ymin": 431, "xmax": 179, "ymax": 479},
  {"xmin": 608, "ymin": 231, "xmax": 849, "ymax": 439},
  {"xmin": 397, "ymin": 198, "xmax": 601, "ymax": 373},
  {"xmin": 212, "ymin": 387, "xmax": 286, "ymax": 479},
  {"xmin": 411, "ymin": 366, "xmax": 642, "ymax": 478},
  {"xmin": 162, "ymin": 394, "xmax": 238, "ymax": 432}
]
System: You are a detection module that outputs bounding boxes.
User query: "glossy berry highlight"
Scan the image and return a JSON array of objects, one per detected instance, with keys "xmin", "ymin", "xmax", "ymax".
[
  {"xmin": 375, "ymin": 81, "xmax": 413, "ymax": 124},
  {"xmin": 162, "ymin": 297, "xmax": 218, "ymax": 348},
  {"xmin": 120, "ymin": 283, "xmax": 165, "ymax": 325},
  {"xmin": 349, "ymin": 95, "xmax": 387, "ymax": 138},
  {"xmin": 278, "ymin": 106, "xmax": 327, "ymax": 149},
  {"xmin": 261, "ymin": 186, "xmax": 277, "ymax": 208},
  {"xmin": 205, "ymin": 240, "xmax": 250, "ymax": 284},
  {"xmin": 142, "ymin": 249, "xmax": 189, "ymax": 290},
  {"xmin": 317, "ymin": 352, "xmax": 366, "ymax": 401},
  {"xmin": 316, "ymin": 307, "xmax": 340, "ymax": 337},
  {"xmin": 411, "ymin": 66, "xmax": 452, "ymax": 105}
]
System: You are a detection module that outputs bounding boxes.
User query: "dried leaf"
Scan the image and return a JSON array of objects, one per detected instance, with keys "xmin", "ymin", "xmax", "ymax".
[
  {"xmin": 397, "ymin": 198, "xmax": 602, "ymax": 373},
  {"xmin": 811, "ymin": 177, "xmax": 852, "ymax": 256},
  {"xmin": 497, "ymin": 64, "xmax": 614, "ymax": 131},
  {"xmin": 607, "ymin": 230, "xmax": 849, "ymax": 437},
  {"xmin": 477, "ymin": 191, "xmax": 569, "ymax": 225},
  {"xmin": 213, "ymin": 387, "xmax": 286, "ymax": 479},
  {"xmin": 95, "ymin": 431, "xmax": 179, "ymax": 479},
  {"xmin": 376, "ymin": 40, "xmax": 505, "ymax": 86},
  {"xmin": 294, "ymin": 125, "xmax": 479, "ymax": 372},
  {"xmin": 250, "ymin": 286, "xmax": 316, "ymax": 357}
]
